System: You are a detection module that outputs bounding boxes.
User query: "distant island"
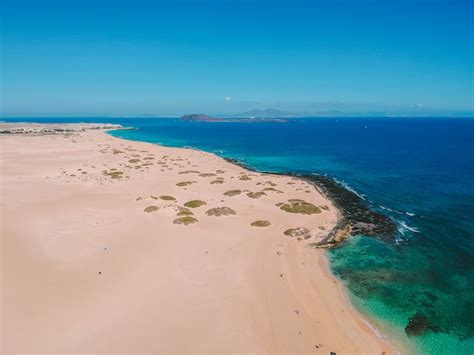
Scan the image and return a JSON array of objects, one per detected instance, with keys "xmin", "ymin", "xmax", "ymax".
[
  {"xmin": 234, "ymin": 108, "xmax": 300, "ymax": 118},
  {"xmin": 180, "ymin": 113, "xmax": 287, "ymax": 122}
]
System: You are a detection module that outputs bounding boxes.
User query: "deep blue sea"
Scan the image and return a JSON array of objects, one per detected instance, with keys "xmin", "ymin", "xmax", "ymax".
[{"xmin": 4, "ymin": 117, "xmax": 473, "ymax": 354}]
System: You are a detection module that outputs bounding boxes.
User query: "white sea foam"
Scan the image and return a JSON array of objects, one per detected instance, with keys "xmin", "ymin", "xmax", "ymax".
[
  {"xmin": 334, "ymin": 179, "xmax": 366, "ymax": 200},
  {"xmin": 380, "ymin": 205, "xmax": 408, "ymax": 215},
  {"xmin": 405, "ymin": 212, "xmax": 415, "ymax": 216},
  {"xmin": 399, "ymin": 221, "xmax": 419, "ymax": 233}
]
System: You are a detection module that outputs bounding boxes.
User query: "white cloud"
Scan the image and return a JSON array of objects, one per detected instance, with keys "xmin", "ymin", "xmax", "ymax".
[{"xmin": 224, "ymin": 97, "xmax": 232, "ymax": 101}]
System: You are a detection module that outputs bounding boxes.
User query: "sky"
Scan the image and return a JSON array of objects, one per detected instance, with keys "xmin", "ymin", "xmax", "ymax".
[{"xmin": 1, "ymin": 0, "xmax": 473, "ymax": 117}]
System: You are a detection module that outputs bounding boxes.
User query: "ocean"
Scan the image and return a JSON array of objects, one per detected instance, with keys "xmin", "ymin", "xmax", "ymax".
[{"xmin": 4, "ymin": 116, "xmax": 474, "ymax": 354}]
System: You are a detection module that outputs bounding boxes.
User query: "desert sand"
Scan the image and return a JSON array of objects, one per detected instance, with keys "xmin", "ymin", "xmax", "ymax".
[{"xmin": 1, "ymin": 123, "xmax": 393, "ymax": 353}]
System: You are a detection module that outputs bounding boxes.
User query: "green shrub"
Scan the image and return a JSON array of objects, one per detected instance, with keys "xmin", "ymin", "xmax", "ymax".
[
  {"xmin": 184, "ymin": 200, "xmax": 207, "ymax": 208},
  {"xmin": 250, "ymin": 220, "xmax": 271, "ymax": 227},
  {"xmin": 206, "ymin": 207, "xmax": 236, "ymax": 216},
  {"xmin": 247, "ymin": 191, "xmax": 266, "ymax": 199},
  {"xmin": 224, "ymin": 190, "xmax": 242, "ymax": 197},
  {"xmin": 144, "ymin": 206, "xmax": 159, "ymax": 213},
  {"xmin": 173, "ymin": 216, "xmax": 198, "ymax": 225},
  {"xmin": 176, "ymin": 181, "xmax": 196, "ymax": 187},
  {"xmin": 177, "ymin": 210, "xmax": 194, "ymax": 216},
  {"xmin": 159, "ymin": 195, "xmax": 176, "ymax": 201},
  {"xmin": 280, "ymin": 200, "xmax": 321, "ymax": 214}
]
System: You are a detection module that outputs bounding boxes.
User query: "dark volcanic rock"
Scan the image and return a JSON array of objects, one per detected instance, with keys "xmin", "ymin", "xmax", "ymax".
[
  {"xmin": 405, "ymin": 312, "xmax": 435, "ymax": 337},
  {"xmin": 221, "ymin": 158, "xmax": 396, "ymax": 248},
  {"xmin": 301, "ymin": 174, "xmax": 396, "ymax": 247}
]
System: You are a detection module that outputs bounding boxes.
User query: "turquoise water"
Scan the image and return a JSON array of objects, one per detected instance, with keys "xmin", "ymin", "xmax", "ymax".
[{"xmin": 5, "ymin": 117, "xmax": 474, "ymax": 353}]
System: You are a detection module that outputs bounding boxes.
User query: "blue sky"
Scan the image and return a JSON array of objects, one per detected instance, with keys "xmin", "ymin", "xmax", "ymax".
[{"xmin": 2, "ymin": 0, "xmax": 473, "ymax": 116}]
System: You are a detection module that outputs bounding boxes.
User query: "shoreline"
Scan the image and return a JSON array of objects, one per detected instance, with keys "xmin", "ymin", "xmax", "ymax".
[
  {"xmin": 1, "ymin": 123, "xmax": 395, "ymax": 353},
  {"xmin": 112, "ymin": 129, "xmax": 400, "ymax": 352},
  {"xmin": 220, "ymin": 157, "xmax": 397, "ymax": 248}
]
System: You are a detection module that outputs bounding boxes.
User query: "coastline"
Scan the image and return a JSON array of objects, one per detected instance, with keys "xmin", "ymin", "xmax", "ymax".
[
  {"xmin": 115, "ymin": 130, "xmax": 401, "ymax": 353},
  {"xmin": 1, "ymin": 123, "xmax": 395, "ymax": 353}
]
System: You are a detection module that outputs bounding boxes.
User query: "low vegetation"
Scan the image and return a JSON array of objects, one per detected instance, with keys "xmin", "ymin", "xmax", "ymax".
[
  {"xmin": 279, "ymin": 200, "xmax": 321, "ymax": 214},
  {"xmin": 224, "ymin": 190, "xmax": 242, "ymax": 197},
  {"xmin": 102, "ymin": 170, "xmax": 124, "ymax": 179},
  {"xmin": 250, "ymin": 220, "xmax": 271, "ymax": 227},
  {"xmin": 263, "ymin": 187, "xmax": 283, "ymax": 193},
  {"xmin": 159, "ymin": 195, "xmax": 176, "ymax": 201},
  {"xmin": 283, "ymin": 227, "xmax": 311, "ymax": 238},
  {"xmin": 184, "ymin": 200, "xmax": 207, "ymax": 208},
  {"xmin": 144, "ymin": 206, "xmax": 159, "ymax": 213},
  {"xmin": 247, "ymin": 191, "xmax": 266, "ymax": 199},
  {"xmin": 206, "ymin": 207, "xmax": 236, "ymax": 216},
  {"xmin": 173, "ymin": 216, "xmax": 199, "ymax": 225},
  {"xmin": 176, "ymin": 181, "xmax": 197, "ymax": 187},
  {"xmin": 179, "ymin": 170, "xmax": 200, "ymax": 174},
  {"xmin": 177, "ymin": 210, "xmax": 194, "ymax": 216}
]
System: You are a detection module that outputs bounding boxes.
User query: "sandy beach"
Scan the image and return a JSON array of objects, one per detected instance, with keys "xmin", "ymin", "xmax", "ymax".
[{"xmin": 1, "ymin": 123, "xmax": 393, "ymax": 354}]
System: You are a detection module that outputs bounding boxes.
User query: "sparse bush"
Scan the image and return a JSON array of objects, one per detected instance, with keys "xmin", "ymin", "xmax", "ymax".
[
  {"xmin": 206, "ymin": 207, "xmax": 236, "ymax": 216},
  {"xmin": 280, "ymin": 200, "xmax": 321, "ymax": 214},
  {"xmin": 173, "ymin": 216, "xmax": 198, "ymax": 225},
  {"xmin": 250, "ymin": 220, "xmax": 271, "ymax": 227},
  {"xmin": 224, "ymin": 190, "xmax": 242, "ymax": 197},
  {"xmin": 184, "ymin": 200, "xmax": 207, "ymax": 208},
  {"xmin": 144, "ymin": 206, "xmax": 159, "ymax": 213}
]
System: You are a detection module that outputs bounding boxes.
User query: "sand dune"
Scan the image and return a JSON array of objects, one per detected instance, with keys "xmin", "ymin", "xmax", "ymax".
[{"xmin": 0, "ymin": 124, "xmax": 393, "ymax": 353}]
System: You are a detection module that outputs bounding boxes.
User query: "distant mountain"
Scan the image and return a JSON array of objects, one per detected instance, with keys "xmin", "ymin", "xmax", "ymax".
[
  {"xmin": 233, "ymin": 108, "xmax": 300, "ymax": 118},
  {"xmin": 180, "ymin": 113, "xmax": 287, "ymax": 123}
]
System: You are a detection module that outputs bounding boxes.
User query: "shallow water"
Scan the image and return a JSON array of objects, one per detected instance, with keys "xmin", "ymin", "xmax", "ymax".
[{"xmin": 5, "ymin": 116, "xmax": 474, "ymax": 353}]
